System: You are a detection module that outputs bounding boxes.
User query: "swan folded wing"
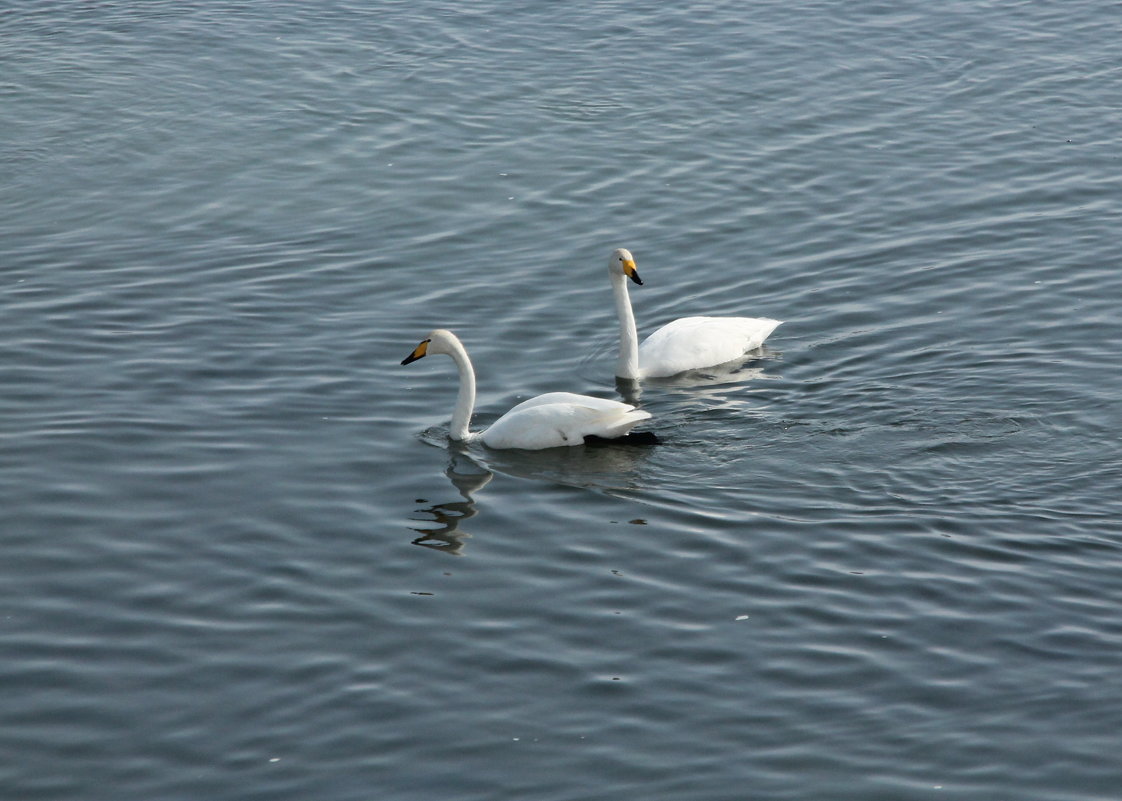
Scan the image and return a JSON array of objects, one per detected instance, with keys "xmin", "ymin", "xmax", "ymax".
[
  {"xmin": 639, "ymin": 316, "xmax": 782, "ymax": 377},
  {"xmin": 504, "ymin": 391, "xmax": 636, "ymax": 416},
  {"xmin": 480, "ymin": 400, "xmax": 651, "ymax": 450}
]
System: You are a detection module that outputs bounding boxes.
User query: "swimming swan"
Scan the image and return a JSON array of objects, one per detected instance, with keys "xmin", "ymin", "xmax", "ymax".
[
  {"xmin": 401, "ymin": 329, "xmax": 652, "ymax": 449},
  {"xmin": 609, "ymin": 247, "xmax": 782, "ymax": 379}
]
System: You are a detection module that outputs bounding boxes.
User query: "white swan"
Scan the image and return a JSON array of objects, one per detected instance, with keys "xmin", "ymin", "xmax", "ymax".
[
  {"xmin": 609, "ymin": 247, "xmax": 782, "ymax": 379},
  {"xmin": 401, "ymin": 329, "xmax": 653, "ymax": 450}
]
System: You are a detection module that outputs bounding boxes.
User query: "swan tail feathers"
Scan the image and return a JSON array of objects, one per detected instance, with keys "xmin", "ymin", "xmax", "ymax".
[{"xmin": 593, "ymin": 408, "xmax": 652, "ymax": 439}]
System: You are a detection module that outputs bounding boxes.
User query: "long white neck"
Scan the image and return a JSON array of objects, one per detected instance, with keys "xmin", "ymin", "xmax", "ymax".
[
  {"xmin": 611, "ymin": 272, "xmax": 641, "ymax": 379},
  {"xmin": 445, "ymin": 339, "xmax": 477, "ymax": 441}
]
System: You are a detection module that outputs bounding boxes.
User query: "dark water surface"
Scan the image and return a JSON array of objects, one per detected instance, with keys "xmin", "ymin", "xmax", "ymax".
[{"xmin": 3, "ymin": 2, "xmax": 1122, "ymax": 799}]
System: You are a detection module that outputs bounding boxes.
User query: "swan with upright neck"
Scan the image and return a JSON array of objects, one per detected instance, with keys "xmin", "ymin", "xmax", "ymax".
[
  {"xmin": 609, "ymin": 248, "xmax": 781, "ymax": 379},
  {"xmin": 401, "ymin": 329, "xmax": 652, "ymax": 449}
]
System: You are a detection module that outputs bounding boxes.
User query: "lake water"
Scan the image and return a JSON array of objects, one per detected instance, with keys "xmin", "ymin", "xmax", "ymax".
[{"xmin": 3, "ymin": 2, "xmax": 1121, "ymax": 799}]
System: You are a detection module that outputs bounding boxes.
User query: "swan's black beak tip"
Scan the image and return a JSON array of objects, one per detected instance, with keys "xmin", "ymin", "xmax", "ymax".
[
  {"xmin": 629, "ymin": 272, "xmax": 643, "ymax": 286},
  {"xmin": 402, "ymin": 339, "xmax": 430, "ymax": 365}
]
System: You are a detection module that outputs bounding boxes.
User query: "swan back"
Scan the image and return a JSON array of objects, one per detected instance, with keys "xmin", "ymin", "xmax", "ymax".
[
  {"xmin": 639, "ymin": 316, "xmax": 782, "ymax": 377},
  {"xmin": 481, "ymin": 398, "xmax": 651, "ymax": 449}
]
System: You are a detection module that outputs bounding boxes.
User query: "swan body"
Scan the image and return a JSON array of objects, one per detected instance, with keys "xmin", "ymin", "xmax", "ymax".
[
  {"xmin": 609, "ymin": 248, "xmax": 782, "ymax": 379},
  {"xmin": 401, "ymin": 329, "xmax": 652, "ymax": 450}
]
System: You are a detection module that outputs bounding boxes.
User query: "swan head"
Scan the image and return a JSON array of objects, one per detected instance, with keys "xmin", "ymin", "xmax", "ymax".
[
  {"xmin": 610, "ymin": 247, "xmax": 642, "ymax": 285},
  {"xmin": 402, "ymin": 328, "xmax": 461, "ymax": 365}
]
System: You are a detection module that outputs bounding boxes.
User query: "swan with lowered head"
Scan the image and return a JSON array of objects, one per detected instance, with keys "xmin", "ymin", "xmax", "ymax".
[
  {"xmin": 401, "ymin": 329, "xmax": 653, "ymax": 449},
  {"xmin": 609, "ymin": 247, "xmax": 782, "ymax": 379}
]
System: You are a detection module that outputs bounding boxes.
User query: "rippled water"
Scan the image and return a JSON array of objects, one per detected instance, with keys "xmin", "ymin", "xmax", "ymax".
[{"xmin": 4, "ymin": 2, "xmax": 1122, "ymax": 799}]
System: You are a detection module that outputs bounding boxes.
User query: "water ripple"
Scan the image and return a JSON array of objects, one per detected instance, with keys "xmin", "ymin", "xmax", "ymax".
[{"xmin": 4, "ymin": 1, "xmax": 1122, "ymax": 799}]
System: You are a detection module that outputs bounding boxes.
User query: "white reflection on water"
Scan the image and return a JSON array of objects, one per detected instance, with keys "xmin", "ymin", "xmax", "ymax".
[
  {"xmin": 613, "ymin": 357, "xmax": 776, "ymax": 406},
  {"xmin": 409, "ymin": 452, "xmax": 493, "ymax": 556},
  {"xmin": 407, "ymin": 434, "xmax": 662, "ymax": 554}
]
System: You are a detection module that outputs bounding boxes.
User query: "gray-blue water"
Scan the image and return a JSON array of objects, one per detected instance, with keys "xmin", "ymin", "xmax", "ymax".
[{"xmin": 3, "ymin": 2, "xmax": 1121, "ymax": 799}]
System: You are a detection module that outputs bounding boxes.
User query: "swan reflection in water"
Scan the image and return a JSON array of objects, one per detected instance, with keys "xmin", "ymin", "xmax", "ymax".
[
  {"xmin": 408, "ymin": 437, "xmax": 658, "ymax": 554},
  {"xmin": 614, "ymin": 361, "xmax": 775, "ymax": 406},
  {"xmin": 409, "ymin": 451, "xmax": 493, "ymax": 556}
]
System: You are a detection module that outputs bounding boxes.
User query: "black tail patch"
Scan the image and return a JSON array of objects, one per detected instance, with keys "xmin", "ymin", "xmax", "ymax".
[{"xmin": 584, "ymin": 430, "xmax": 660, "ymax": 447}]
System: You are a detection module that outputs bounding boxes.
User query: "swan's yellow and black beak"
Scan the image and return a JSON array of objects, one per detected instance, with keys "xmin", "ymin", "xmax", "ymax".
[
  {"xmin": 401, "ymin": 339, "xmax": 430, "ymax": 365},
  {"xmin": 623, "ymin": 256, "xmax": 642, "ymax": 286}
]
